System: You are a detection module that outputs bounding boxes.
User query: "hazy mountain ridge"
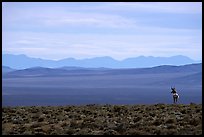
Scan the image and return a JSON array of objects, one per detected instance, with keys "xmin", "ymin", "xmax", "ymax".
[
  {"xmin": 2, "ymin": 54, "xmax": 201, "ymax": 69},
  {"xmin": 3, "ymin": 63, "xmax": 202, "ymax": 78},
  {"xmin": 2, "ymin": 66, "xmax": 17, "ymax": 74}
]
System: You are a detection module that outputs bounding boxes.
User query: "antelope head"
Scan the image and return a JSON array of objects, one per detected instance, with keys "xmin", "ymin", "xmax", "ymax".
[{"xmin": 171, "ymin": 86, "xmax": 176, "ymax": 92}]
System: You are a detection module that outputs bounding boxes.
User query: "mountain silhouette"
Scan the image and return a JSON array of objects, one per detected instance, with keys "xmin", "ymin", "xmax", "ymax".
[{"xmin": 2, "ymin": 54, "xmax": 201, "ymax": 69}]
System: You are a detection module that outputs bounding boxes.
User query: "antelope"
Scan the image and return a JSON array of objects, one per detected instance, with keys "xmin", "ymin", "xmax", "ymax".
[{"xmin": 171, "ymin": 87, "xmax": 179, "ymax": 104}]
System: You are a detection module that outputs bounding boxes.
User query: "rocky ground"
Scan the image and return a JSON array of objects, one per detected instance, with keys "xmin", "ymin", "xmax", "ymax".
[{"xmin": 2, "ymin": 103, "xmax": 202, "ymax": 135}]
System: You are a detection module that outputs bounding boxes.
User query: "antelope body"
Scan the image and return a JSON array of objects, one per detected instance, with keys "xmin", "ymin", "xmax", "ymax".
[{"xmin": 171, "ymin": 87, "xmax": 179, "ymax": 104}]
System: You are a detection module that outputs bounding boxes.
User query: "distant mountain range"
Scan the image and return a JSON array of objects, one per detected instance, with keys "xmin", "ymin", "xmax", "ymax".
[
  {"xmin": 3, "ymin": 63, "xmax": 202, "ymax": 79},
  {"xmin": 2, "ymin": 54, "xmax": 201, "ymax": 69}
]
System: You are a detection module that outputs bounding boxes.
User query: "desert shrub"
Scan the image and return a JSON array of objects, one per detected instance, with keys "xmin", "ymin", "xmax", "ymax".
[
  {"xmin": 70, "ymin": 120, "xmax": 79, "ymax": 128},
  {"xmin": 34, "ymin": 127, "xmax": 43, "ymax": 133},
  {"xmin": 114, "ymin": 123, "xmax": 127, "ymax": 133},
  {"xmin": 37, "ymin": 117, "xmax": 44, "ymax": 122},
  {"xmin": 149, "ymin": 112, "xmax": 156, "ymax": 117},
  {"xmin": 181, "ymin": 109, "xmax": 187, "ymax": 114},
  {"xmin": 30, "ymin": 108, "xmax": 38, "ymax": 113},
  {"xmin": 75, "ymin": 128, "xmax": 92, "ymax": 135},
  {"xmin": 156, "ymin": 103, "xmax": 165, "ymax": 109},
  {"xmin": 31, "ymin": 113, "xmax": 41, "ymax": 119},
  {"xmin": 146, "ymin": 116, "xmax": 154, "ymax": 123},
  {"xmin": 103, "ymin": 129, "xmax": 118, "ymax": 135},
  {"xmin": 64, "ymin": 107, "xmax": 72, "ymax": 112},
  {"xmin": 166, "ymin": 118, "xmax": 176, "ymax": 124},
  {"xmin": 64, "ymin": 128, "xmax": 79, "ymax": 135},
  {"xmin": 40, "ymin": 125, "xmax": 51, "ymax": 133},
  {"xmin": 90, "ymin": 130, "xmax": 103, "ymax": 135},
  {"xmin": 82, "ymin": 109, "xmax": 92, "ymax": 115},
  {"xmin": 56, "ymin": 115, "xmax": 66, "ymax": 121},
  {"xmin": 42, "ymin": 110, "xmax": 51, "ymax": 114},
  {"xmin": 160, "ymin": 129, "xmax": 177, "ymax": 135},
  {"xmin": 113, "ymin": 106, "xmax": 122, "ymax": 113},
  {"xmin": 195, "ymin": 108, "xmax": 201, "ymax": 113},
  {"xmin": 22, "ymin": 130, "xmax": 33, "ymax": 135},
  {"xmin": 126, "ymin": 129, "xmax": 149, "ymax": 135},
  {"xmin": 30, "ymin": 122, "xmax": 41, "ymax": 128},
  {"xmin": 38, "ymin": 114, "xmax": 46, "ymax": 122},
  {"xmin": 166, "ymin": 124, "xmax": 177, "ymax": 129},
  {"xmin": 133, "ymin": 116, "xmax": 141, "ymax": 123},
  {"xmin": 12, "ymin": 117, "xmax": 24, "ymax": 124},
  {"xmin": 189, "ymin": 118, "xmax": 200, "ymax": 126},
  {"xmin": 152, "ymin": 119, "xmax": 162, "ymax": 126}
]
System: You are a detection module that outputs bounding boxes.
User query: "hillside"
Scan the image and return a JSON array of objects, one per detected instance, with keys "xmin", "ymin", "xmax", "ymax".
[
  {"xmin": 2, "ymin": 66, "xmax": 16, "ymax": 74},
  {"xmin": 2, "ymin": 104, "xmax": 202, "ymax": 135},
  {"xmin": 2, "ymin": 63, "xmax": 202, "ymax": 77}
]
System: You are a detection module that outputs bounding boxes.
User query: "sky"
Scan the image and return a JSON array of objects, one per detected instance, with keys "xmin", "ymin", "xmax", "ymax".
[{"xmin": 2, "ymin": 2, "xmax": 202, "ymax": 61}]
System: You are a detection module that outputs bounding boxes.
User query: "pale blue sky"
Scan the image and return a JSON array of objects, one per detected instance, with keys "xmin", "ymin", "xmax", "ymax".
[{"xmin": 2, "ymin": 2, "xmax": 202, "ymax": 60}]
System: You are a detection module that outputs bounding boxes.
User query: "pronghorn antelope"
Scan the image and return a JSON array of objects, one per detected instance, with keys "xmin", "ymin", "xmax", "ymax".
[{"xmin": 171, "ymin": 87, "xmax": 179, "ymax": 104}]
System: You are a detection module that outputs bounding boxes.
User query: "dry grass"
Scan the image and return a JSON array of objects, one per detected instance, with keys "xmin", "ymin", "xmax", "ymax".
[{"xmin": 2, "ymin": 103, "xmax": 202, "ymax": 135}]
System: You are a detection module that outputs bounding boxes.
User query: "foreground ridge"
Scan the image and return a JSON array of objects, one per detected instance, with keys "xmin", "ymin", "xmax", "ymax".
[{"xmin": 2, "ymin": 103, "xmax": 202, "ymax": 135}]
